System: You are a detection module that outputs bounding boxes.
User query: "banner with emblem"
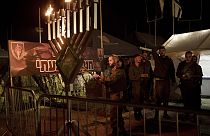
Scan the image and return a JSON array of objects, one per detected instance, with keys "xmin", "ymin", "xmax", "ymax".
[{"xmin": 8, "ymin": 40, "xmax": 58, "ymax": 77}]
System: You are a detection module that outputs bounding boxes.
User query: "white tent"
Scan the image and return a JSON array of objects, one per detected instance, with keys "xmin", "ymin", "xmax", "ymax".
[
  {"xmin": 163, "ymin": 29, "xmax": 210, "ymax": 96},
  {"xmin": 163, "ymin": 29, "xmax": 210, "ymax": 53}
]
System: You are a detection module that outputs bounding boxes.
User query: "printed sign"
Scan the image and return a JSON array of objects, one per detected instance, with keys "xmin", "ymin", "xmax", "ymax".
[
  {"xmin": 8, "ymin": 40, "xmax": 103, "ymax": 77},
  {"xmin": 8, "ymin": 40, "xmax": 58, "ymax": 77}
]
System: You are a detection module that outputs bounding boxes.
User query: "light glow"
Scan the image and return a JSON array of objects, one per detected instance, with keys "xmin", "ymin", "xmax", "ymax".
[
  {"xmin": 45, "ymin": 5, "xmax": 53, "ymax": 16},
  {"xmin": 65, "ymin": 0, "xmax": 72, "ymax": 2}
]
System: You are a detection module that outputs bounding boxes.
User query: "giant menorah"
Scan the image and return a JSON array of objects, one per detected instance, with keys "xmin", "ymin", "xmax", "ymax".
[
  {"xmin": 46, "ymin": 0, "xmax": 100, "ymax": 88},
  {"xmin": 45, "ymin": 1, "xmax": 100, "ymax": 131}
]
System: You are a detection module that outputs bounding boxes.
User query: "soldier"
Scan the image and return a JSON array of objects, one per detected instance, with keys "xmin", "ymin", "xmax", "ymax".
[
  {"xmin": 152, "ymin": 46, "xmax": 176, "ymax": 119},
  {"xmin": 176, "ymin": 51, "xmax": 203, "ymax": 120},
  {"xmin": 100, "ymin": 54, "xmax": 127, "ymax": 136},
  {"xmin": 129, "ymin": 54, "xmax": 144, "ymax": 120},
  {"xmin": 141, "ymin": 51, "xmax": 153, "ymax": 103}
]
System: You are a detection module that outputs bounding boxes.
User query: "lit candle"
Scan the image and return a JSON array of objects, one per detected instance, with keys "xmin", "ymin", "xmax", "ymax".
[
  {"xmin": 79, "ymin": 0, "xmax": 83, "ymax": 32},
  {"xmin": 56, "ymin": 11, "xmax": 61, "ymax": 38},
  {"xmin": 93, "ymin": 0, "xmax": 98, "ymax": 29},
  {"xmin": 61, "ymin": 9, "xmax": 66, "ymax": 37},
  {"xmin": 73, "ymin": 2, "xmax": 77, "ymax": 34},
  {"xmin": 51, "ymin": 13, "xmax": 56, "ymax": 39},
  {"xmin": 86, "ymin": 0, "xmax": 90, "ymax": 31},
  {"xmin": 45, "ymin": 5, "xmax": 54, "ymax": 41},
  {"xmin": 47, "ymin": 16, "xmax": 51, "ymax": 41}
]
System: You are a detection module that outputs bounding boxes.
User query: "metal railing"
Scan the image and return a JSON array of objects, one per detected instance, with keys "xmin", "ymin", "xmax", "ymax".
[
  {"xmin": 4, "ymin": 87, "xmax": 210, "ymax": 136},
  {"xmin": 4, "ymin": 87, "xmax": 38, "ymax": 136}
]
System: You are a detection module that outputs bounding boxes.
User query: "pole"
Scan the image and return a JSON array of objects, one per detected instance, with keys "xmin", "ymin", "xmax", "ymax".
[
  {"xmin": 100, "ymin": 0, "xmax": 103, "ymax": 49},
  {"xmin": 39, "ymin": 7, "xmax": 42, "ymax": 43},
  {"xmin": 172, "ymin": 0, "xmax": 175, "ymax": 35},
  {"xmin": 155, "ymin": 18, "xmax": 157, "ymax": 47}
]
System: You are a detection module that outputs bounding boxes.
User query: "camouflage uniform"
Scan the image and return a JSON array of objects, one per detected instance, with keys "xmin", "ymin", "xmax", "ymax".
[{"xmin": 103, "ymin": 66, "xmax": 127, "ymax": 134}]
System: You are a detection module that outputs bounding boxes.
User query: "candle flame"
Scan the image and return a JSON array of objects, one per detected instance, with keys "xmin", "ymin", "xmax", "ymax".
[
  {"xmin": 45, "ymin": 5, "xmax": 54, "ymax": 16},
  {"xmin": 65, "ymin": 0, "xmax": 72, "ymax": 2}
]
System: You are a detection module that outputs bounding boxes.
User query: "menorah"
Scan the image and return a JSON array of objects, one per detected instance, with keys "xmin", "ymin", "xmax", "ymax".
[
  {"xmin": 45, "ymin": 0, "xmax": 100, "ymax": 87},
  {"xmin": 45, "ymin": 1, "xmax": 101, "ymax": 134}
]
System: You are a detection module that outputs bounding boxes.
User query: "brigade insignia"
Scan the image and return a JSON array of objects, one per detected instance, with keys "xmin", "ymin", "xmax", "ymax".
[{"xmin": 11, "ymin": 42, "xmax": 26, "ymax": 60}]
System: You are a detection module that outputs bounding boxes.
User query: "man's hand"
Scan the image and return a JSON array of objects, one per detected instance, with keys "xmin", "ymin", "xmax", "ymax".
[{"xmin": 93, "ymin": 72, "xmax": 100, "ymax": 79}]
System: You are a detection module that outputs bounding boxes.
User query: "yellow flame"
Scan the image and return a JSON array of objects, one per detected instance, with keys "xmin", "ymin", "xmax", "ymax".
[
  {"xmin": 45, "ymin": 5, "xmax": 53, "ymax": 16},
  {"xmin": 65, "ymin": 0, "xmax": 72, "ymax": 2}
]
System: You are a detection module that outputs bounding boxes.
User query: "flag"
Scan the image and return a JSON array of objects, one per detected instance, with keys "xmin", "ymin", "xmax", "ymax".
[
  {"xmin": 145, "ymin": 0, "xmax": 163, "ymax": 22},
  {"xmin": 159, "ymin": 0, "xmax": 165, "ymax": 13},
  {"xmin": 175, "ymin": 0, "xmax": 202, "ymax": 21},
  {"xmin": 172, "ymin": 0, "xmax": 182, "ymax": 19}
]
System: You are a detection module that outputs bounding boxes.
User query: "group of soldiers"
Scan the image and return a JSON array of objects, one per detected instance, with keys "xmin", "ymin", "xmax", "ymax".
[{"xmin": 93, "ymin": 46, "xmax": 203, "ymax": 136}]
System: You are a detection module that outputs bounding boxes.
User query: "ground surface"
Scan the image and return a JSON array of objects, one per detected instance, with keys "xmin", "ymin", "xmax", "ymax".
[{"xmin": 0, "ymin": 98, "xmax": 210, "ymax": 136}]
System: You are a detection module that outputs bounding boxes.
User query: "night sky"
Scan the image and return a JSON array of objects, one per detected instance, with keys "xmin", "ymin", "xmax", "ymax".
[{"xmin": 0, "ymin": 0, "xmax": 210, "ymax": 50}]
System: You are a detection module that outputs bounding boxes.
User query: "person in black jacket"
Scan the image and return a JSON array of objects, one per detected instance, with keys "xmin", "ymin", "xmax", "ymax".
[
  {"xmin": 176, "ymin": 51, "xmax": 203, "ymax": 120},
  {"xmin": 141, "ymin": 51, "xmax": 153, "ymax": 103},
  {"xmin": 152, "ymin": 46, "xmax": 176, "ymax": 119},
  {"xmin": 129, "ymin": 54, "xmax": 144, "ymax": 120}
]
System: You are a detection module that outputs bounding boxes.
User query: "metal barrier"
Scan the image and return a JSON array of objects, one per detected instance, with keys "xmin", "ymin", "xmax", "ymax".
[
  {"xmin": 36, "ymin": 94, "xmax": 210, "ymax": 136},
  {"xmin": 4, "ymin": 87, "xmax": 210, "ymax": 136},
  {"xmin": 36, "ymin": 94, "xmax": 110, "ymax": 136},
  {"xmin": 5, "ymin": 87, "xmax": 37, "ymax": 136}
]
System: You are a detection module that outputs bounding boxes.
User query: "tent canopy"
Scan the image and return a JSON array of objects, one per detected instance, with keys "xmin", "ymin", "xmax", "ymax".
[
  {"xmin": 162, "ymin": 29, "xmax": 210, "ymax": 96},
  {"xmin": 91, "ymin": 30, "xmax": 140, "ymax": 56},
  {"xmin": 163, "ymin": 29, "xmax": 210, "ymax": 55}
]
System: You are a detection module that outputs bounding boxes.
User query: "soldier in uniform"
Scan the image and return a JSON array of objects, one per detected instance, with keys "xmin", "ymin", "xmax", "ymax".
[
  {"xmin": 100, "ymin": 54, "xmax": 127, "ymax": 136},
  {"xmin": 129, "ymin": 54, "xmax": 144, "ymax": 120},
  {"xmin": 176, "ymin": 51, "xmax": 203, "ymax": 115},
  {"xmin": 152, "ymin": 46, "xmax": 176, "ymax": 119},
  {"xmin": 141, "ymin": 51, "xmax": 153, "ymax": 103}
]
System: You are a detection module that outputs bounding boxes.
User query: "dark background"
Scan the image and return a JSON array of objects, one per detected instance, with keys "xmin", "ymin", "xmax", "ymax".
[{"xmin": 0, "ymin": 0, "xmax": 210, "ymax": 50}]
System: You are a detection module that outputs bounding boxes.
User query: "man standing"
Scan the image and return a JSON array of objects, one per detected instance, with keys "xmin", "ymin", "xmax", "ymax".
[
  {"xmin": 152, "ymin": 46, "xmax": 176, "ymax": 119},
  {"xmin": 129, "ymin": 54, "xmax": 144, "ymax": 120},
  {"xmin": 141, "ymin": 51, "xmax": 153, "ymax": 103},
  {"xmin": 176, "ymin": 52, "xmax": 203, "ymax": 114},
  {"xmin": 100, "ymin": 54, "xmax": 127, "ymax": 136}
]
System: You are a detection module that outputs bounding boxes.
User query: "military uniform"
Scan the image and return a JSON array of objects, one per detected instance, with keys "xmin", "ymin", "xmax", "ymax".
[
  {"xmin": 103, "ymin": 66, "xmax": 127, "ymax": 135},
  {"xmin": 140, "ymin": 59, "xmax": 153, "ymax": 102},
  {"xmin": 176, "ymin": 60, "xmax": 203, "ymax": 110},
  {"xmin": 129, "ymin": 63, "xmax": 144, "ymax": 120},
  {"xmin": 152, "ymin": 48, "xmax": 176, "ymax": 118}
]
